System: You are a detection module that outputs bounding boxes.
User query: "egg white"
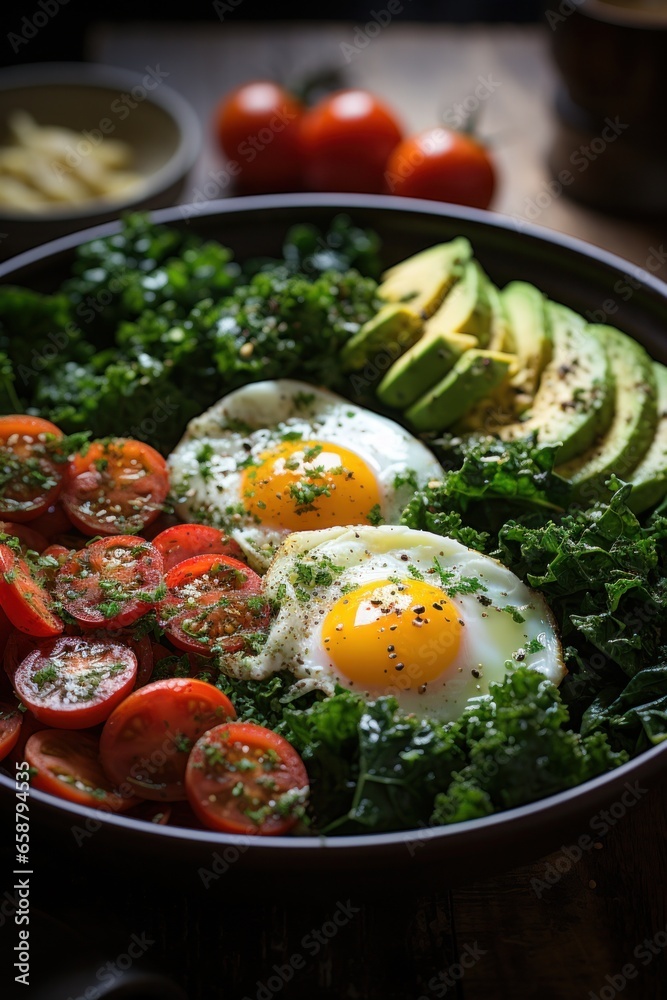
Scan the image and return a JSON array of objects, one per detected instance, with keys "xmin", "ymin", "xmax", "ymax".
[
  {"xmin": 168, "ymin": 380, "xmax": 442, "ymax": 571},
  {"xmin": 219, "ymin": 524, "xmax": 566, "ymax": 724}
]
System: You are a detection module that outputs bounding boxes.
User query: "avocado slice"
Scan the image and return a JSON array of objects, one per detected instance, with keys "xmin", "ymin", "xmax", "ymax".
[
  {"xmin": 374, "ymin": 260, "xmax": 493, "ymax": 408},
  {"xmin": 406, "ymin": 349, "xmax": 514, "ymax": 432},
  {"xmin": 496, "ymin": 302, "xmax": 613, "ymax": 464},
  {"xmin": 487, "ymin": 282, "xmax": 511, "ymax": 352},
  {"xmin": 557, "ymin": 325, "xmax": 658, "ymax": 501},
  {"xmin": 628, "ymin": 362, "xmax": 667, "ymax": 513},
  {"xmin": 378, "ymin": 237, "xmax": 472, "ymax": 317},
  {"xmin": 376, "ymin": 331, "xmax": 477, "ymax": 409},
  {"xmin": 502, "ymin": 281, "xmax": 552, "ymax": 411},
  {"xmin": 340, "ymin": 303, "xmax": 423, "ymax": 372}
]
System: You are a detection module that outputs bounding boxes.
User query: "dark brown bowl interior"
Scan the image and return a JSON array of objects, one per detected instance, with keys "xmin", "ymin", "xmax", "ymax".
[{"xmin": 1, "ymin": 193, "xmax": 666, "ymax": 888}]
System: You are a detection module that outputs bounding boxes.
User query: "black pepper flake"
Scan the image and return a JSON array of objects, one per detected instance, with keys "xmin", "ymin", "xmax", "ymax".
[
  {"xmin": 395, "ymin": 662, "xmax": 405, "ymax": 671},
  {"xmin": 400, "ymin": 554, "xmax": 409, "ymax": 561},
  {"xmin": 471, "ymin": 668, "xmax": 480, "ymax": 678},
  {"xmin": 432, "ymin": 602, "xmax": 443, "ymax": 611},
  {"xmin": 388, "ymin": 652, "xmax": 397, "ymax": 659},
  {"xmin": 418, "ymin": 683, "xmax": 427, "ymax": 694},
  {"xmin": 387, "ymin": 644, "xmax": 395, "ymax": 652},
  {"xmin": 477, "ymin": 595, "xmax": 492, "ymax": 607},
  {"xmin": 389, "ymin": 625, "xmax": 397, "ymax": 631},
  {"xmin": 412, "ymin": 605, "xmax": 425, "ymax": 615}
]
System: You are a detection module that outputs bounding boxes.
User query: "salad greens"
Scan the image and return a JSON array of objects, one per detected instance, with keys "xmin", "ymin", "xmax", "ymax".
[
  {"xmin": 1, "ymin": 214, "xmax": 665, "ymax": 836},
  {"xmin": 0, "ymin": 214, "xmax": 381, "ymax": 453}
]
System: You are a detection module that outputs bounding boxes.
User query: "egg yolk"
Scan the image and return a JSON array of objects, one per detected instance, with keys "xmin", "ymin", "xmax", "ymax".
[
  {"xmin": 322, "ymin": 578, "xmax": 463, "ymax": 691},
  {"xmin": 241, "ymin": 439, "xmax": 382, "ymax": 532}
]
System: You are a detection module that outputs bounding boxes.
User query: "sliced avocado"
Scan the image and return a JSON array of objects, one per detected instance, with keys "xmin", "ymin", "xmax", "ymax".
[
  {"xmin": 374, "ymin": 261, "xmax": 493, "ymax": 407},
  {"xmin": 557, "ymin": 326, "xmax": 658, "ymax": 502},
  {"xmin": 486, "ymin": 282, "xmax": 511, "ymax": 352},
  {"xmin": 340, "ymin": 303, "xmax": 423, "ymax": 372},
  {"xmin": 378, "ymin": 237, "xmax": 472, "ymax": 318},
  {"xmin": 628, "ymin": 362, "xmax": 667, "ymax": 513},
  {"xmin": 406, "ymin": 349, "xmax": 514, "ymax": 432},
  {"xmin": 502, "ymin": 281, "xmax": 553, "ymax": 410},
  {"xmin": 420, "ymin": 260, "xmax": 493, "ymax": 346},
  {"xmin": 496, "ymin": 302, "xmax": 613, "ymax": 464},
  {"xmin": 376, "ymin": 331, "xmax": 477, "ymax": 409}
]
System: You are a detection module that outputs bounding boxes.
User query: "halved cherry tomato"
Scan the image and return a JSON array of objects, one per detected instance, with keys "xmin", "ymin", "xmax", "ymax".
[
  {"xmin": 0, "ymin": 543, "xmax": 63, "ymax": 637},
  {"xmin": 185, "ymin": 722, "xmax": 309, "ymax": 835},
  {"xmin": 62, "ymin": 438, "xmax": 169, "ymax": 536},
  {"xmin": 384, "ymin": 126, "xmax": 496, "ymax": 209},
  {"xmin": 7, "ymin": 706, "xmax": 47, "ymax": 765},
  {"xmin": 77, "ymin": 627, "xmax": 154, "ymax": 688},
  {"xmin": 0, "ymin": 702, "xmax": 22, "ymax": 761},
  {"xmin": 215, "ymin": 81, "xmax": 305, "ymax": 193},
  {"xmin": 157, "ymin": 553, "xmax": 270, "ymax": 655},
  {"xmin": 25, "ymin": 729, "xmax": 138, "ymax": 811},
  {"xmin": 54, "ymin": 536, "xmax": 164, "ymax": 630},
  {"xmin": 35, "ymin": 544, "xmax": 73, "ymax": 592},
  {"xmin": 14, "ymin": 635, "xmax": 138, "ymax": 729},
  {"xmin": 99, "ymin": 677, "xmax": 236, "ymax": 801},
  {"xmin": 152, "ymin": 523, "xmax": 244, "ymax": 574},
  {"xmin": 299, "ymin": 89, "xmax": 402, "ymax": 193},
  {"xmin": 0, "ymin": 520, "xmax": 48, "ymax": 554},
  {"xmin": 0, "ymin": 415, "xmax": 64, "ymax": 522}
]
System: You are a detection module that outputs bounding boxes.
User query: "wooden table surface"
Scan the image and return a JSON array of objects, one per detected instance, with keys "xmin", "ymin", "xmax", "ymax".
[{"xmin": 68, "ymin": 21, "xmax": 667, "ymax": 1000}]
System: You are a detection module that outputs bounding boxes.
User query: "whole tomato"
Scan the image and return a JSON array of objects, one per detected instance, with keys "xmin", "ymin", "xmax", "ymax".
[
  {"xmin": 299, "ymin": 89, "xmax": 403, "ymax": 194},
  {"xmin": 384, "ymin": 127, "xmax": 496, "ymax": 209},
  {"xmin": 215, "ymin": 81, "xmax": 305, "ymax": 192}
]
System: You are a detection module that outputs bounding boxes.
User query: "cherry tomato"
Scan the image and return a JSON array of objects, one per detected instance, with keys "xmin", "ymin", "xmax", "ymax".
[
  {"xmin": 299, "ymin": 89, "xmax": 402, "ymax": 194},
  {"xmin": 384, "ymin": 127, "xmax": 496, "ymax": 209},
  {"xmin": 62, "ymin": 439, "xmax": 169, "ymax": 537},
  {"xmin": 25, "ymin": 729, "xmax": 139, "ymax": 811},
  {"xmin": 152, "ymin": 523, "xmax": 245, "ymax": 574},
  {"xmin": 185, "ymin": 722, "xmax": 309, "ymax": 835},
  {"xmin": 215, "ymin": 81, "xmax": 304, "ymax": 193},
  {"xmin": 0, "ymin": 702, "xmax": 22, "ymax": 761},
  {"xmin": 54, "ymin": 536, "xmax": 164, "ymax": 630},
  {"xmin": 0, "ymin": 415, "xmax": 65, "ymax": 522},
  {"xmin": 35, "ymin": 544, "xmax": 73, "ymax": 592},
  {"xmin": 99, "ymin": 677, "xmax": 236, "ymax": 801},
  {"xmin": 14, "ymin": 635, "xmax": 138, "ymax": 729},
  {"xmin": 7, "ymin": 706, "xmax": 47, "ymax": 765},
  {"xmin": 0, "ymin": 543, "xmax": 63, "ymax": 637},
  {"xmin": 157, "ymin": 553, "xmax": 270, "ymax": 655},
  {"xmin": 0, "ymin": 520, "xmax": 48, "ymax": 554}
]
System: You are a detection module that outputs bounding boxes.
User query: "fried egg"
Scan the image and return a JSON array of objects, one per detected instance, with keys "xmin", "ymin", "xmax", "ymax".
[
  {"xmin": 168, "ymin": 380, "xmax": 442, "ymax": 571},
  {"xmin": 221, "ymin": 524, "xmax": 565, "ymax": 723}
]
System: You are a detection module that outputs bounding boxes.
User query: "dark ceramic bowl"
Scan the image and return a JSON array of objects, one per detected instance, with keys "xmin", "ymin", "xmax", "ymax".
[
  {"xmin": 1, "ymin": 193, "xmax": 666, "ymax": 888},
  {"xmin": 0, "ymin": 62, "xmax": 201, "ymax": 261}
]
